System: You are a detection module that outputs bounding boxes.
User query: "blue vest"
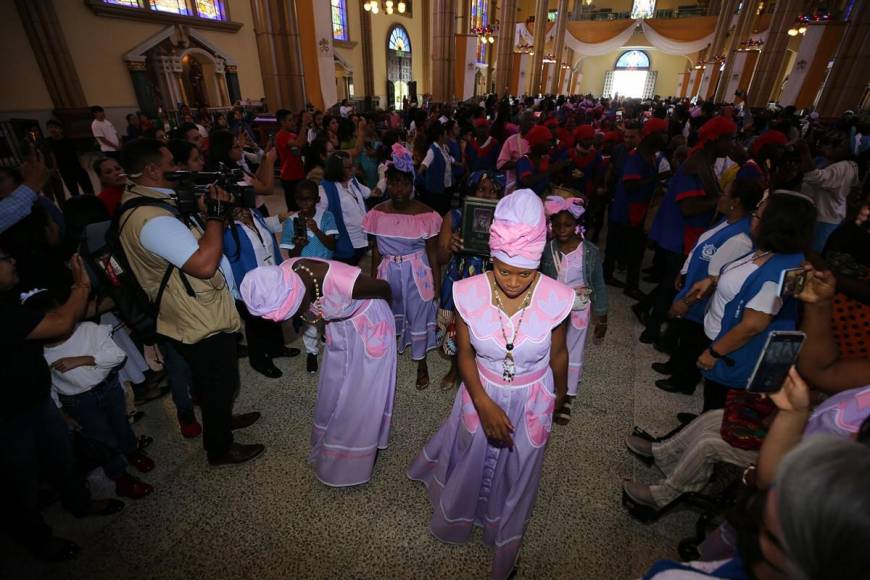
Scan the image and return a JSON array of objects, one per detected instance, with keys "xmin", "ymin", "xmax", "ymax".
[
  {"xmin": 447, "ymin": 139, "xmax": 464, "ymax": 182},
  {"xmin": 704, "ymin": 252, "xmax": 805, "ymax": 388},
  {"xmin": 321, "ymin": 179, "xmax": 356, "ymax": 260},
  {"xmin": 223, "ymin": 210, "xmax": 283, "ymax": 286},
  {"xmin": 423, "ymin": 143, "xmax": 448, "ymax": 194},
  {"xmin": 675, "ymin": 217, "xmax": 753, "ymax": 323}
]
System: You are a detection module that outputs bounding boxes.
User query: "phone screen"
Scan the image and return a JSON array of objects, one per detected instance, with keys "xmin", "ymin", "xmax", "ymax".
[
  {"xmin": 779, "ymin": 267, "xmax": 807, "ymax": 298},
  {"xmin": 746, "ymin": 332, "xmax": 806, "ymax": 393}
]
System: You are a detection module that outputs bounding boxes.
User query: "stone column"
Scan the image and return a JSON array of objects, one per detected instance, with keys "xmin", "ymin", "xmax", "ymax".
[
  {"xmin": 549, "ymin": 0, "xmax": 569, "ymax": 94},
  {"xmin": 431, "ymin": 0, "xmax": 457, "ymax": 102},
  {"xmin": 816, "ymin": 0, "xmax": 870, "ymax": 117},
  {"xmin": 747, "ymin": 0, "xmax": 805, "ymax": 108},
  {"xmin": 715, "ymin": 0, "xmax": 760, "ymax": 102},
  {"xmin": 249, "ymin": 0, "xmax": 306, "ymax": 111},
  {"xmin": 14, "ymin": 0, "xmax": 86, "ymax": 109},
  {"xmin": 529, "ymin": 0, "xmax": 549, "ymax": 96},
  {"xmin": 494, "ymin": 0, "xmax": 518, "ymax": 97},
  {"xmin": 358, "ymin": 0, "xmax": 375, "ymax": 99}
]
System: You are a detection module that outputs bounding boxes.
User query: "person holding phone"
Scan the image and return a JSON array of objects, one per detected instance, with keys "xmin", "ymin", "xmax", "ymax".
[{"xmin": 685, "ymin": 191, "xmax": 816, "ymax": 411}]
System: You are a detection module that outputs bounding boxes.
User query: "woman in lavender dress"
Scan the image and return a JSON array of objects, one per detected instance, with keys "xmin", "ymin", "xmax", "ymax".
[
  {"xmin": 240, "ymin": 258, "xmax": 396, "ymax": 487},
  {"xmin": 364, "ymin": 144, "xmax": 442, "ymax": 390},
  {"xmin": 408, "ymin": 189, "xmax": 573, "ymax": 578}
]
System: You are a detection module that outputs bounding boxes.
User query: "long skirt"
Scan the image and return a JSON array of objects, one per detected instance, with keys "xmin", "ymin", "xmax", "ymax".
[
  {"xmin": 378, "ymin": 255, "xmax": 438, "ymax": 361},
  {"xmin": 566, "ymin": 307, "xmax": 591, "ymax": 397},
  {"xmin": 408, "ymin": 364, "xmax": 555, "ymax": 579},
  {"xmin": 310, "ymin": 300, "xmax": 398, "ymax": 487}
]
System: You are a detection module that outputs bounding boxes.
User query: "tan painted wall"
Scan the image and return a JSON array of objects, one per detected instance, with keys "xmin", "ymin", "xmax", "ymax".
[
  {"xmin": 0, "ymin": 2, "xmax": 54, "ymax": 112},
  {"xmin": 574, "ymin": 42, "xmax": 693, "ymax": 96},
  {"xmin": 53, "ymin": 0, "xmax": 264, "ymax": 109},
  {"xmin": 370, "ymin": 13, "xmax": 425, "ymax": 103},
  {"xmin": 334, "ymin": 0, "xmax": 366, "ymax": 99}
]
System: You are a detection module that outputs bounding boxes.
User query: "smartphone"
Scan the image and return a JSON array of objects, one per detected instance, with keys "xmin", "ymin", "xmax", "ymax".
[
  {"xmin": 293, "ymin": 216, "xmax": 307, "ymax": 239},
  {"xmin": 778, "ymin": 267, "xmax": 808, "ymax": 298},
  {"xmin": 745, "ymin": 331, "xmax": 806, "ymax": 393}
]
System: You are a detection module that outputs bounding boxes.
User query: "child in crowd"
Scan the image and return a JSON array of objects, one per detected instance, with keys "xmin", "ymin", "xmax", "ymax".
[
  {"xmin": 25, "ymin": 289, "xmax": 155, "ymax": 500},
  {"xmin": 540, "ymin": 196, "xmax": 608, "ymax": 424},
  {"xmin": 364, "ymin": 144, "xmax": 442, "ymax": 390},
  {"xmin": 280, "ymin": 179, "xmax": 339, "ymax": 373}
]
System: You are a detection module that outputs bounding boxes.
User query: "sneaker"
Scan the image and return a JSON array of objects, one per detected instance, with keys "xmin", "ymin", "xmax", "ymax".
[
  {"xmin": 179, "ymin": 415, "xmax": 202, "ymax": 438},
  {"xmin": 114, "ymin": 472, "xmax": 154, "ymax": 499},
  {"xmin": 306, "ymin": 353, "xmax": 318, "ymax": 374}
]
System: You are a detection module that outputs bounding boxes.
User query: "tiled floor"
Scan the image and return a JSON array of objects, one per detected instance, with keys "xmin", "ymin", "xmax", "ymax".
[{"xmin": 2, "ymin": 272, "xmax": 710, "ymax": 580}]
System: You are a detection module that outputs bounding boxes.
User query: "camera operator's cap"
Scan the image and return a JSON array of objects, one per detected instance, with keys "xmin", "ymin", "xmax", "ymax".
[
  {"xmin": 240, "ymin": 264, "xmax": 306, "ymax": 322},
  {"xmin": 489, "ymin": 188, "xmax": 547, "ymax": 269}
]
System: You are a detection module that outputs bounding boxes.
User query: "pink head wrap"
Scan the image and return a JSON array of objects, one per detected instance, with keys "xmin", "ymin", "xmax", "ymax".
[
  {"xmin": 489, "ymin": 188, "xmax": 547, "ymax": 269},
  {"xmin": 544, "ymin": 196, "xmax": 585, "ymax": 219},
  {"xmin": 240, "ymin": 264, "xmax": 306, "ymax": 322}
]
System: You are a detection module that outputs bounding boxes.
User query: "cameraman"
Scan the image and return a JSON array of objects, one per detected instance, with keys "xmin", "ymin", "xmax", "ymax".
[{"xmin": 118, "ymin": 138, "xmax": 264, "ymax": 466}]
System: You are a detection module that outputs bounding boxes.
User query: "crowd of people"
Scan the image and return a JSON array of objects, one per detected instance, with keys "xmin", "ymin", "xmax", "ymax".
[{"xmin": 1, "ymin": 91, "xmax": 869, "ymax": 578}]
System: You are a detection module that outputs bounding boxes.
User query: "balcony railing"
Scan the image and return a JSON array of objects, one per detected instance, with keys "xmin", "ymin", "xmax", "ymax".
[{"xmin": 569, "ymin": 5, "xmax": 705, "ymax": 21}]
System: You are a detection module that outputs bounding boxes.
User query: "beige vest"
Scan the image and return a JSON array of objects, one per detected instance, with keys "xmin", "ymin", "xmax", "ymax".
[{"xmin": 118, "ymin": 183, "xmax": 240, "ymax": 344}]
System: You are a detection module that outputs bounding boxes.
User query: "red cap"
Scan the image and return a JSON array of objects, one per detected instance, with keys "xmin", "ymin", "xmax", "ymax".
[
  {"xmin": 604, "ymin": 130, "xmax": 622, "ymax": 143},
  {"xmin": 573, "ymin": 124, "xmax": 595, "ymax": 141},
  {"xmin": 526, "ymin": 125, "xmax": 554, "ymax": 148},
  {"xmin": 642, "ymin": 118, "xmax": 668, "ymax": 138},
  {"xmin": 473, "ymin": 118, "xmax": 490, "ymax": 128},
  {"xmin": 750, "ymin": 130, "xmax": 788, "ymax": 157}
]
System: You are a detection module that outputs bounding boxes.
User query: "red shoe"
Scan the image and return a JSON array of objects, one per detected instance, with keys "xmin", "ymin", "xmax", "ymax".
[
  {"xmin": 179, "ymin": 415, "xmax": 202, "ymax": 438},
  {"xmin": 114, "ymin": 473, "xmax": 154, "ymax": 499},
  {"xmin": 125, "ymin": 450, "xmax": 155, "ymax": 473}
]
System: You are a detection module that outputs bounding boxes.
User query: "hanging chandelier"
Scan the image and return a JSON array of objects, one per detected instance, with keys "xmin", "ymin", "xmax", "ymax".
[
  {"xmin": 471, "ymin": 21, "xmax": 499, "ymax": 44},
  {"xmin": 363, "ymin": 0, "xmax": 406, "ymax": 15},
  {"xmin": 787, "ymin": 9, "xmax": 831, "ymax": 35}
]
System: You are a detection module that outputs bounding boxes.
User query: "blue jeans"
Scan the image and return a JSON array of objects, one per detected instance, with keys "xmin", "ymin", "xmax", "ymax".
[
  {"xmin": 59, "ymin": 376, "xmax": 136, "ymax": 479},
  {"xmin": 813, "ymin": 221, "xmax": 839, "ymax": 253},
  {"xmin": 162, "ymin": 341, "xmax": 194, "ymax": 419}
]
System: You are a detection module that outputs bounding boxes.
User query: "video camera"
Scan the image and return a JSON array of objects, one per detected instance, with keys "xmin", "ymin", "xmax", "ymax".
[{"xmin": 164, "ymin": 164, "xmax": 256, "ymax": 215}]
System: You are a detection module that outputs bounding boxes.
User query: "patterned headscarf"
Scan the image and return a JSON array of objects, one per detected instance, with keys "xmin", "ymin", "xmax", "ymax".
[
  {"xmin": 240, "ymin": 264, "xmax": 306, "ymax": 322},
  {"xmin": 489, "ymin": 188, "xmax": 547, "ymax": 269},
  {"xmin": 385, "ymin": 143, "xmax": 415, "ymax": 179}
]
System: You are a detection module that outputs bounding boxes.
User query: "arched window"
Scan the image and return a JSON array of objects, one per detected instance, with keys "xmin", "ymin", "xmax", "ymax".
[
  {"xmin": 630, "ymin": 0, "xmax": 656, "ymax": 19},
  {"xmin": 102, "ymin": 0, "xmax": 227, "ymax": 21},
  {"xmin": 615, "ymin": 50, "xmax": 650, "ymax": 70},
  {"xmin": 388, "ymin": 25, "xmax": 411, "ymax": 54},
  {"xmin": 331, "ymin": 0, "xmax": 349, "ymax": 41},
  {"xmin": 470, "ymin": 0, "xmax": 489, "ymax": 64}
]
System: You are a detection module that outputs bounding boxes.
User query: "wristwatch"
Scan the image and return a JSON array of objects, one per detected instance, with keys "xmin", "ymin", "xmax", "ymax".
[{"xmin": 708, "ymin": 346, "xmax": 735, "ymax": 367}]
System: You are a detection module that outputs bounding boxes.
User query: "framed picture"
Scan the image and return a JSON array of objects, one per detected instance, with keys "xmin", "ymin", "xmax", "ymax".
[{"xmin": 461, "ymin": 196, "xmax": 498, "ymax": 255}]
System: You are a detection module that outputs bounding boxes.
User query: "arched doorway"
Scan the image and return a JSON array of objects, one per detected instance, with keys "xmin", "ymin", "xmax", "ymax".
[
  {"xmin": 387, "ymin": 25, "xmax": 412, "ymax": 110},
  {"xmin": 603, "ymin": 49, "xmax": 655, "ymax": 99}
]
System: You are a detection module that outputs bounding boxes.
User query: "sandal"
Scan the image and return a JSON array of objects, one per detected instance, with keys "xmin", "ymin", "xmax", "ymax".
[
  {"xmin": 554, "ymin": 396, "xmax": 574, "ymax": 425},
  {"xmin": 416, "ymin": 366, "xmax": 430, "ymax": 390}
]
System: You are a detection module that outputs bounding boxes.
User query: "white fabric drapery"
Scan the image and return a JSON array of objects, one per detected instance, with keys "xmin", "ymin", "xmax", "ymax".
[
  {"xmin": 563, "ymin": 21, "xmax": 637, "ymax": 56},
  {"xmin": 640, "ymin": 21, "xmax": 715, "ymax": 55}
]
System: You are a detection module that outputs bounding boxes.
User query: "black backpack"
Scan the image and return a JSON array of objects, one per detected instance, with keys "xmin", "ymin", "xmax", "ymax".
[{"xmin": 81, "ymin": 196, "xmax": 195, "ymax": 345}]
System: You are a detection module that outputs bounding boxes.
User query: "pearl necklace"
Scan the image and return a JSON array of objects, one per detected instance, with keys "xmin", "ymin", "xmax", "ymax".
[
  {"xmin": 294, "ymin": 263, "xmax": 323, "ymax": 324},
  {"xmin": 492, "ymin": 276, "xmax": 536, "ymax": 383}
]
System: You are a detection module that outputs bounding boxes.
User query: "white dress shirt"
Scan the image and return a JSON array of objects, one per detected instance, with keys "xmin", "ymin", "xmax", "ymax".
[
  {"xmin": 44, "ymin": 322, "xmax": 127, "ymax": 397},
  {"xmin": 317, "ymin": 179, "xmax": 371, "ymax": 248}
]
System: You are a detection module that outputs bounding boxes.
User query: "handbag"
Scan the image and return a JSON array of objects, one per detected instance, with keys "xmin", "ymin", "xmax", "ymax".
[{"xmin": 720, "ymin": 390, "xmax": 777, "ymax": 451}]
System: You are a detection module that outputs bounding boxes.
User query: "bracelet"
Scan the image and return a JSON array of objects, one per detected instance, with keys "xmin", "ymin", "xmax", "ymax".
[{"xmin": 708, "ymin": 346, "xmax": 726, "ymax": 359}]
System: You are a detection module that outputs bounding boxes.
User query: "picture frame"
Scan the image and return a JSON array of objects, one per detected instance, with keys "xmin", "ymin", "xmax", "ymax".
[{"xmin": 460, "ymin": 196, "xmax": 498, "ymax": 255}]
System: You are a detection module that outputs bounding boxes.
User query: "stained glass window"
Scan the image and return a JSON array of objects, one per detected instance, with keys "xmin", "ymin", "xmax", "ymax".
[
  {"xmin": 615, "ymin": 50, "xmax": 650, "ymax": 70},
  {"xmin": 630, "ymin": 0, "xmax": 656, "ymax": 19},
  {"xmin": 388, "ymin": 26, "xmax": 411, "ymax": 54},
  {"xmin": 149, "ymin": 0, "xmax": 191, "ymax": 15},
  {"xmin": 195, "ymin": 0, "xmax": 225, "ymax": 20},
  {"xmin": 331, "ymin": 0, "xmax": 348, "ymax": 41},
  {"xmin": 470, "ymin": 0, "xmax": 488, "ymax": 64},
  {"xmin": 104, "ymin": 0, "xmax": 142, "ymax": 6}
]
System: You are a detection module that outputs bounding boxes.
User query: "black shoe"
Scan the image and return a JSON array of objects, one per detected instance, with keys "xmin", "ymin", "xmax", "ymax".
[
  {"xmin": 33, "ymin": 537, "xmax": 81, "ymax": 562},
  {"xmin": 624, "ymin": 287, "xmax": 646, "ymax": 301},
  {"xmin": 639, "ymin": 329, "xmax": 659, "ymax": 344},
  {"xmin": 631, "ymin": 303, "xmax": 650, "ymax": 326},
  {"xmin": 655, "ymin": 378, "xmax": 696, "ymax": 395},
  {"xmin": 209, "ymin": 443, "xmax": 265, "ymax": 466},
  {"xmin": 653, "ymin": 340, "xmax": 674, "ymax": 355},
  {"xmin": 643, "ymin": 274, "xmax": 658, "ymax": 283},
  {"xmin": 651, "ymin": 362, "xmax": 674, "ymax": 375},
  {"xmin": 251, "ymin": 362, "xmax": 282, "ymax": 378},
  {"xmin": 677, "ymin": 412, "xmax": 698, "ymax": 424},
  {"xmin": 231, "ymin": 411, "xmax": 261, "ymax": 430},
  {"xmin": 237, "ymin": 344, "xmax": 249, "ymax": 358},
  {"xmin": 272, "ymin": 346, "xmax": 301, "ymax": 358},
  {"xmin": 306, "ymin": 353, "xmax": 318, "ymax": 374},
  {"xmin": 605, "ymin": 277, "xmax": 626, "ymax": 289}
]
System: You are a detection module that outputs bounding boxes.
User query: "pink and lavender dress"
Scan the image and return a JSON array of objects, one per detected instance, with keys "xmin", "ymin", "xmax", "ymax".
[
  {"xmin": 407, "ymin": 273, "xmax": 573, "ymax": 579},
  {"xmin": 363, "ymin": 208, "xmax": 442, "ymax": 361},
  {"xmin": 554, "ymin": 243, "xmax": 592, "ymax": 397},
  {"xmin": 286, "ymin": 257, "xmax": 397, "ymax": 487}
]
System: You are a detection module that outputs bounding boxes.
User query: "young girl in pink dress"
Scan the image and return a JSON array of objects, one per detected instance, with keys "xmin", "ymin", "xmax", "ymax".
[
  {"xmin": 240, "ymin": 258, "xmax": 396, "ymax": 487},
  {"xmin": 408, "ymin": 188, "xmax": 573, "ymax": 579},
  {"xmin": 363, "ymin": 144, "xmax": 442, "ymax": 390},
  {"xmin": 540, "ymin": 196, "xmax": 609, "ymax": 424}
]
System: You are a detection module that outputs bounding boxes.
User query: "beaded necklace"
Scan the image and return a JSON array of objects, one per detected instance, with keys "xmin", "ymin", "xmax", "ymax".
[
  {"xmin": 491, "ymin": 275, "xmax": 536, "ymax": 383},
  {"xmin": 294, "ymin": 263, "xmax": 323, "ymax": 324}
]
